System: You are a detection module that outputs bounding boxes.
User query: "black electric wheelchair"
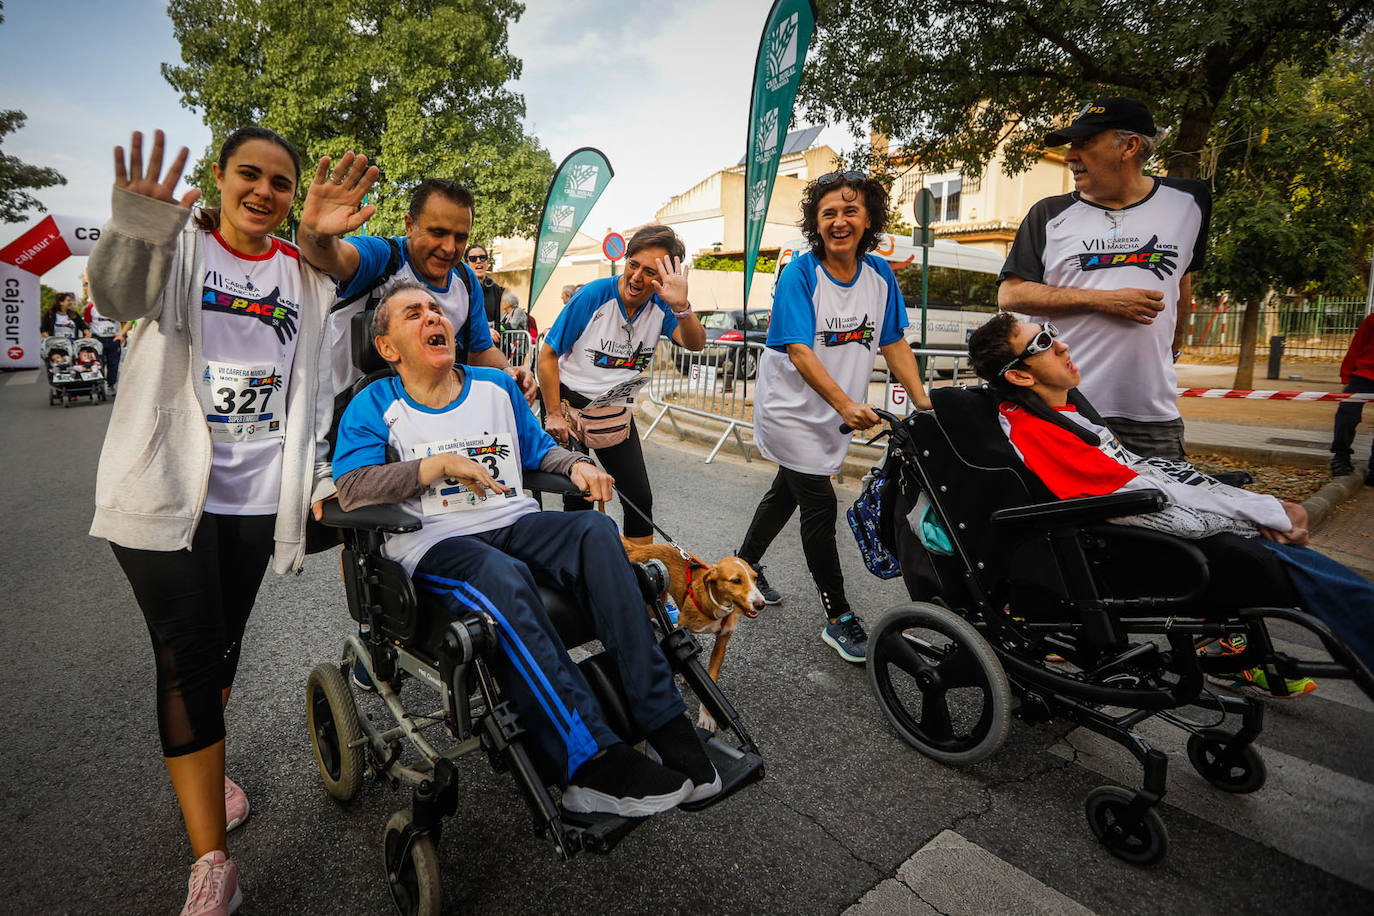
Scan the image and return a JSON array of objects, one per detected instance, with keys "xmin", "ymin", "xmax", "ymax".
[
  {"xmin": 305, "ymin": 309, "xmax": 764, "ymax": 916},
  {"xmin": 858, "ymin": 386, "xmax": 1374, "ymax": 866}
]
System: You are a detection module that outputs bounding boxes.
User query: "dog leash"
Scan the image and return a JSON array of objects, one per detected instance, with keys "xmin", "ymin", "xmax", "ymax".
[{"xmin": 613, "ymin": 485, "xmax": 718, "ymax": 614}]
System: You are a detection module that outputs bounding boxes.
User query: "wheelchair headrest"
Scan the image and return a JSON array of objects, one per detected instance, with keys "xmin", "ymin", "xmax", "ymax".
[{"xmin": 352, "ymin": 307, "xmax": 391, "ymax": 377}]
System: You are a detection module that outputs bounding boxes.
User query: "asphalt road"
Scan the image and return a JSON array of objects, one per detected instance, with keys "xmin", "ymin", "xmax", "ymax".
[{"xmin": 2, "ymin": 368, "xmax": 1372, "ymax": 916}]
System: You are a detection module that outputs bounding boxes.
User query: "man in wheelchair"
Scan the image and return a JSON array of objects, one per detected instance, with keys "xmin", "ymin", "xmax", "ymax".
[
  {"xmin": 965, "ymin": 311, "xmax": 1374, "ymax": 686},
  {"xmin": 330, "ymin": 281, "xmax": 721, "ymax": 817}
]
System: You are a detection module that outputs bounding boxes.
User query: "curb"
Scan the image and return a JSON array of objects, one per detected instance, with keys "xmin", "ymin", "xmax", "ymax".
[
  {"xmin": 1301, "ymin": 462, "xmax": 1369, "ymax": 533},
  {"xmin": 637, "ymin": 402, "xmax": 1367, "ymax": 524}
]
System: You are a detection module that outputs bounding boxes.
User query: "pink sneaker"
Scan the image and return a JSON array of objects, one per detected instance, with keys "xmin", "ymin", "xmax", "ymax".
[
  {"xmin": 179, "ymin": 850, "xmax": 241, "ymax": 916},
  {"xmin": 224, "ymin": 776, "xmax": 250, "ymax": 832}
]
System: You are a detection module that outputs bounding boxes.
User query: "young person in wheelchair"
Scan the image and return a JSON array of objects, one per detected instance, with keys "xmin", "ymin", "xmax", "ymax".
[
  {"xmin": 966, "ymin": 311, "xmax": 1374, "ymax": 689},
  {"xmin": 330, "ymin": 281, "xmax": 721, "ymax": 817}
]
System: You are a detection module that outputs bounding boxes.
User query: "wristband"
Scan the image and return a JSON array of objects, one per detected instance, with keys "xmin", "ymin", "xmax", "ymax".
[{"xmin": 671, "ymin": 304, "xmax": 693, "ymax": 319}]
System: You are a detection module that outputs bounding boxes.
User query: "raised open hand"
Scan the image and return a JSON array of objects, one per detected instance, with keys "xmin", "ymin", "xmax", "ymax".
[
  {"xmin": 114, "ymin": 130, "xmax": 201, "ymax": 209},
  {"xmin": 650, "ymin": 255, "xmax": 689, "ymax": 310},
  {"xmin": 301, "ymin": 151, "xmax": 380, "ymax": 237}
]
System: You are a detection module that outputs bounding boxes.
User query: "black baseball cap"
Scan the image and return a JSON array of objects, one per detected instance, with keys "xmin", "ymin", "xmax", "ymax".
[{"xmin": 1044, "ymin": 97, "xmax": 1156, "ymax": 147}]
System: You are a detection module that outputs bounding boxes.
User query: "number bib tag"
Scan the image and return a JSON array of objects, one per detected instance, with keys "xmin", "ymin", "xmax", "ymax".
[
  {"xmin": 201, "ymin": 360, "xmax": 286, "ymax": 442},
  {"xmin": 412, "ymin": 433, "xmax": 522, "ymax": 516}
]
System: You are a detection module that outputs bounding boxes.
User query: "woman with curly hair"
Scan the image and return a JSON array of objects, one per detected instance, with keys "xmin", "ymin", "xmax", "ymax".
[{"xmin": 733, "ymin": 171, "xmax": 931, "ymax": 663}]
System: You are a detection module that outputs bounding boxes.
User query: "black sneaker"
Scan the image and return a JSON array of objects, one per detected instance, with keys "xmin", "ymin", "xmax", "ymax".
[
  {"xmin": 562, "ymin": 744, "xmax": 691, "ymax": 817},
  {"xmin": 749, "ymin": 562, "xmax": 782, "ymax": 605},
  {"xmin": 822, "ymin": 613, "xmax": 868, "ymax": 663},
  {"xmin": 647, "ymin": 715, "xmax": 721, "ymax": 803},
  {"xmin": 1365, "ymin": 468, "xmax": 1374, "ymax": 487},
  {"xmin": 1332, "ymin": 455, "xmax": 1354, "ymax": 477}
]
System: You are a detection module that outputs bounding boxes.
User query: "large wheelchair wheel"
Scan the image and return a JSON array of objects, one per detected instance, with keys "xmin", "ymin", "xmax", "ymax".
[
  {"xmin": 306, "ymin": 663, "xmax": 364, "ymax": 801},
  {"xmin": 867, "ymin": 603, "xmax": 1012, "ymax": 765},
  {"xmin": 1084, "ymin": 786, "xmax": 1169, "ymax": 866},
  {"xmin": 384, "ymin": 809, "xmax": 441, "ymax": 916}
]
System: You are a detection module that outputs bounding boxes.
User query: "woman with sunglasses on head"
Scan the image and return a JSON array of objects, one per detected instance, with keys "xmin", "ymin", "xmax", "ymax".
[
  {"xmin": 86, "ymin": 128, "xmax": 370, "ymax": 915},
  {"xmin": 733, "ymin": 170, "xmax": 930, "ymax": 664}
]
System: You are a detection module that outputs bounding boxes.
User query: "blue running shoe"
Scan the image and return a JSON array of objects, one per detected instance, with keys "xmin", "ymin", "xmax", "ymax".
[{"xmin": 822, "ymin": 613, "xmax": 868, "ymax": 663}]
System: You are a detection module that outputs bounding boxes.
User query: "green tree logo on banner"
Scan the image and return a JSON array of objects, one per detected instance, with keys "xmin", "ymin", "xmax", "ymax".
[{"xmin": 528, "ymin": 148, "xmax": 614, "ymax": 312}]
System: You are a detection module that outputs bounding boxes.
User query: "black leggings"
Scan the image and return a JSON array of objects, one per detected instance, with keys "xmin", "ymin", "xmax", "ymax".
[
  {"xmin": 738, "ymin": 466, "xmax": 847, "ymax": 618},
  {"xmin": 561, "ymin": 387, "xmax": 654, "ymax": 539},
  {"xmin": 112, "ymin": 513, "xmax": 276, "ymax": 757}
]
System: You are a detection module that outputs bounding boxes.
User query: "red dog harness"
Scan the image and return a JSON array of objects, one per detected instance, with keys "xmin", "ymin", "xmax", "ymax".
[{"xmin": 678, "ymin": 549, "xmax": 713, "ymax": 615}]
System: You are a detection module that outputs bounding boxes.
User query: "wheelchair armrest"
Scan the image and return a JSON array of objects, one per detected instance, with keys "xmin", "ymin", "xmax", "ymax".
[
  {"xmin": 990, "ymin": 489, "xmax": 1167, "ymax": 530},
  {"xmin": 524, "ymin": 469, "xmax": 584, "ymax": 496},
  {"xmin": 319, "ymin": 500, "xmax": 422, "ymax": 533}
]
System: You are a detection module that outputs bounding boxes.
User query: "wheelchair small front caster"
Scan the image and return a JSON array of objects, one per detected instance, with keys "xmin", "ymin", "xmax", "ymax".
[
  {"xmin": 384, "ymin": 809, "xmax": 441, "ymax": 916},
  {"xmin": 1084, "ymin": 786, "xmax": 1168, "ymax": 866},
  {"xmin": 1186, "ymin": 728, "xmax": 1266, "ymax": 793}
]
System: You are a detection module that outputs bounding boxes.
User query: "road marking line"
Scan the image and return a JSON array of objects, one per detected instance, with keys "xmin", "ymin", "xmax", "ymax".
[
  {"xmin": 844, "ymin": 830, "xmax": 1096, "ymax": 916},
  {"xmin": 1267, "ymin": 635, "xmax": 1374, "ymax": 713},
  {"xmin": 4, "ymin": 370, "xmax": 39, "ymax": 386},
  {"xmin": 1050, "ymin": 721, "xmax": 1374, "ymax": 890}
]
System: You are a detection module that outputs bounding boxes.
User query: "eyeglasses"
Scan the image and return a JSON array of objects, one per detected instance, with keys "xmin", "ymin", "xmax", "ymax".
[
  {"xmin": 466, "ymin": 253, "xmax": 489, "ymax": 263},
  {"xmin": 999, "ymin": 322, "xmax": 1061, "ymax": 377},
  {"xmin": 815, "ymin": 169, "xmax": 866, "ymax": 187}
]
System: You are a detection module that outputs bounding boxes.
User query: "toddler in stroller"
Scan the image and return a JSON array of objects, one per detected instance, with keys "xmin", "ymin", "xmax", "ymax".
[
  {"xmin": 42, "ymin": 336, "xmax": 107, "ymax": 406},
  {"xmin": 855, "ymin": 313, "xmax": 1374, "ymax": 866}
]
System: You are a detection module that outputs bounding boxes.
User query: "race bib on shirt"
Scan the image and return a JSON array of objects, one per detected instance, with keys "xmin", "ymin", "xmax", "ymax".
[
  {"xmin": 411, "ymin": 432, "xmax": 523, "ymax": 515},
  {"xmin": 201, "ymin": 360, "xmax": 286, "ymax": 442},
  {"xmin": 583, "ymin": 373, "xmax": 650, "ymax": 409}
]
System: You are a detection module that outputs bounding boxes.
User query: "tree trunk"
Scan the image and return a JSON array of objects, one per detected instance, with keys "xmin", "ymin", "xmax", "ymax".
[
  {"xmin": 1167, "ymin": 105, "xmax": 1214, "ymax": 179},
  {"xmin": 1233, "ymin": 297, "xmax": 1262, "ymax": 390}
]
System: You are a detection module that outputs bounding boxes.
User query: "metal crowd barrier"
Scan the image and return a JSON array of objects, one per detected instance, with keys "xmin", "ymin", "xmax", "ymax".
[{"xmin": 639, "ymin": 337, "xmax": 973, "ymax": 465}]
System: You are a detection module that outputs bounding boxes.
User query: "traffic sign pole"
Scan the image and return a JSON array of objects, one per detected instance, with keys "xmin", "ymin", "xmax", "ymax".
[
  {"xmin": 603, "ymin": 231, "xmax": 626, "ymax": 279},
  {"xmin": 914, "ymin": 189, "xmax": 936, "ymax": 369}
]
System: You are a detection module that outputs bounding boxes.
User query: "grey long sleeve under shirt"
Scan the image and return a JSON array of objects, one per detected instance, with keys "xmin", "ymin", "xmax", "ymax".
[{"xmin": 336, "ymin": 446, "xmax": 590, "ymax": 511}]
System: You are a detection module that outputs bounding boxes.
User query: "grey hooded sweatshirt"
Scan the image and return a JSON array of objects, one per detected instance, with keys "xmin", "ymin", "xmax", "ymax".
[{"xmin": 87, "ymin": 186, "xmax": 336, "ymax": 574}]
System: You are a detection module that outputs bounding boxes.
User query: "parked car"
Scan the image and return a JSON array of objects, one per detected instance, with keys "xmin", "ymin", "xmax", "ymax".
[{"xmin": 673, "ymin": 309, "xmax": 770, "ymax": 379}]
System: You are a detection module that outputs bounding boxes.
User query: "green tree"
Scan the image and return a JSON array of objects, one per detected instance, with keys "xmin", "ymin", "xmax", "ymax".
[
  {"xmin": 0, "ymin": 110, "xmax": 65, "ymax": 223},
  {"xmin": 1197, "ymin": 36, "xmax": 1374, "ymax": 385},
  {"xmin": 162, "ymin": 0, "xmax": 555, "ymax": 239},
  {"xmin": 801, "ymin": 0, "xmax": 1372, "ymax": 180}
]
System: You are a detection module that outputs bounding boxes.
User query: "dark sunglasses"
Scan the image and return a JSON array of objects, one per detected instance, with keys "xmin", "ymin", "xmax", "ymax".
[
  {"xmin": 999, "ymin": 322, "xmax": 1061, "ymax": 377},
  {"xmin": 466, "ymin": 253, "xmax": 489, "ymax": 263},
  {"xmin": 816, "ymin": 169, "xmax": 866, "ymax": 187}
]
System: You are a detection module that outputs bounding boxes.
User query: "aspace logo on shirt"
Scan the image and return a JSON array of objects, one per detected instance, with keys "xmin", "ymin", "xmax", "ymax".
[
  {"xmin": 465, "ymin": 438, "xmax": 511, "ymax": 459},
  {"xmin": 585, "ymin": 342, "xmax": 653, "ymax": 371},
  {"xmin": 202, "ymin": 285, "xmax": 300, "ymax": 343},
  {"xmin": 817, "ymin": 314, "xmax": 875, "ymax": 350},
  {"xmin": 1074, "ymin": 234, "xmax": 1178, "ymax": 280}
]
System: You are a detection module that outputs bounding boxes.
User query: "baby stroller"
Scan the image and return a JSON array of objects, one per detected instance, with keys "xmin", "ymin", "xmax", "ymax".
[
  {"xmin": 858, "ymin": 386, "xmax": 1374, "ymax": 866},
  {"xmin": 306, "ymin": 308, "xmax": 765, "ymax": 915},
  {"xmin": 42, "ymin": 337, "xmax": 107, "ymax": 407}
]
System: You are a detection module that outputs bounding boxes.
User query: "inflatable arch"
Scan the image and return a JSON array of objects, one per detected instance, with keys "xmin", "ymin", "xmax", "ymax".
[{"xmin": 1, "ymin": 214, "xmax": 105, "ymax": 369}]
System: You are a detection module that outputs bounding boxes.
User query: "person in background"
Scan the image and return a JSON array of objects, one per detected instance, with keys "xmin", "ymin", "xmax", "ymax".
[
  {"xmin": 467, "ymin": 242, "xmax": 505, "ymax": 330},
  {"xmin": 83, "ymin": 271, "xmax": 130, "ymax": 393},
  {"xmin": 998, "ymin": 97, "xmax": 1210, "ymax": 460},
  {"xmin": 734, "ymin": 171, "xmax": 931, "ymax": 664},
  {"xmin": 40, "ymin": 292, "xmax": 88, "ymax": 339},
  {"xmin": 1330, "ymin": 310, "xmax": 1374, "ymax": 484},
  {"xmin": 561, "ymin": 283, "xmax": 581, "ymax": 305}
]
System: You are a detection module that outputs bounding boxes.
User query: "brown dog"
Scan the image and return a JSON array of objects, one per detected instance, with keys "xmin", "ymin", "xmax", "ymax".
[{"xmin": 622, "ymin": 541, "xmax": 765, "ymax": 731}]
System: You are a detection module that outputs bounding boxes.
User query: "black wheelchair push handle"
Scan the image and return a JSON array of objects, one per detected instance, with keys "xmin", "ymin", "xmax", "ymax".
[{"xmin": 839, "ymin": 406, "xmax": 904, "ymax": 435}]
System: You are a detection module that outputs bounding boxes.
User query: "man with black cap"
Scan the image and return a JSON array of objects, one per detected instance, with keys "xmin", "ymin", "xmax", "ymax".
[{"xmin": 997, "ymin": 97, "xmax": 1211, "ymax": 459}]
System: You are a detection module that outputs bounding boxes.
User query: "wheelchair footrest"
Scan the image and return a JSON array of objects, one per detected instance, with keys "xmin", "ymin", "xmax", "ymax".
[
  {"xmin": 556, "ymin": 808, "xmax": 646, "ymax": 855},
  {"xmin": 680, "ymin": 730, "xmax": 765, "ymax": 813}
]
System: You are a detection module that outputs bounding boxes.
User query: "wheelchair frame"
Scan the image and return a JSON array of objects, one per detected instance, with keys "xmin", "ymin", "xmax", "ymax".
[
  {"xmin": 862, "ymin": 398, "xmax": 1374, "ymax": 866},
  {"xmin": 307, "ymin": 471, "xmax": 765, "ymax": 915}
]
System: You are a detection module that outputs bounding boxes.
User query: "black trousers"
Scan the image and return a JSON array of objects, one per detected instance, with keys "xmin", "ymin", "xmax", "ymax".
[
  {"xmin": 111, "ymin": 513, "xmax": 276, "ymax": 757},
  {"xmin": 738, "ymin": 465, "xmax": 847, "ymax": 618},
  {"xmin": 95, "ymin": 335, "xmax": 122, "ymax": 387},
  {"xmin": 1331, "ymin": 374, "xmax": 1374, "ymax": 465},
  {"xmin": 560, "ymin": 386, "xmax": 654, "ymax": 539}
]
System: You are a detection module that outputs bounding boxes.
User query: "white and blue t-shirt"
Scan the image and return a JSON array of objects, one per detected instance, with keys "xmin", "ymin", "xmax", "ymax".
[
  {"xmin": 199, "ymin": 231, "xmax": 304, "ymax": 515},
  {"xmin": 322, "ymin": 236, "xmax": 493, "ymax": 405},
  {"xmin": 544, "ymin": 276, "xmax": 679, "ymax": 401},
  {"xmin": 333, "ymin": 367, "xmax": 554, "ymax": 574},
  {"xmin": 754, "ymin": 251, "xmax": 906, "ymax": 475}
]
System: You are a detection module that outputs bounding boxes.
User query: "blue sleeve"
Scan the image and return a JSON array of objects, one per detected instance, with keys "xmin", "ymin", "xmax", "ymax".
[
  {"xmin": 765, "ymin": 257, "xmax": 817, "ymax": 351},
  {"xmin": 337, "ymin": 236, "xmax": 398, "ymax": 299},
  {"xmin": 462, "ymin": 264, "xmax": 493, "ymax": 355},
  {"xmin": 332, "ymin": 380, "xmax": 393, "ymax": 479},
  {"xmin": 655, "ymin": 298, "xmax": 679, "ymax": 339},
  {"xmin": 544, "ymin": 284, "xmax": 603, "ymax": 355},
  {"xmin": 874, "ymin": 256, "xmax": 908, "ymax": 347},
  {"xmin": 495, "ymin": 372, "xmax": 556, "ymax": 468}
]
